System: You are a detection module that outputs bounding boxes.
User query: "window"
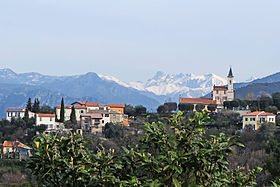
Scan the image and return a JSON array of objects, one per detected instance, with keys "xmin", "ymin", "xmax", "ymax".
[
  {"xmin": 230, "ymin": 80, "xmax": 232, "ymax": 84},
  {"xmin": 250, "ymin": 118, "xmax": 255, "ymax": 121},
  {"xmin": 245, "ymin": 118, "xmax": 248, "ymax": 121},
  {"xmin": 8, "ymin": 112, "xmax": 11, "ymax": 117},
  {"xmin": 49, "ymin": 124, "xmax": 53, "ymax": 129},
  {"xmin": 105, "ymin": 114, "xmax": 109, "ymax": 117},
  {"xmin": 80, "ymin": 110, "xmax": 84, "ymax": 113},
  {"xmin": 113, "ymin": 114, "xmax": 116, "ymax": 119},
  {"xmin": 102, "ymin": 120, "xmax": 104, "ymax": 123},
  {"xmin": 56, "ymin": 125, "xmax": 59, "ymax": 129},
  {"xmin": 85, "ymin": 118, "xmax": 88, "ymax": 123},
  {"xmin": 40, "ymin": 117, "xmax": 42, "ymax": 121},
  {"xmin": 95, "ymin": 119, "xmax": 100, "ymax": 123},
  {"xmin": 216, "ymin": 90, "xmax": 219, "ymax": 94},
  {"xmin": 224, "ymin": 90, "xmax": 227, "ymax": 94},
  {"xmin": 215, "ymin": 97, "xmax": 219, "ymax": 100},
  {"xmin": 222, "ymin": 97, "xmax": 227, "ymax": 100},
  {"xmin": 50, "ymin": 117, "xmax": 52, "ymax": 121}
]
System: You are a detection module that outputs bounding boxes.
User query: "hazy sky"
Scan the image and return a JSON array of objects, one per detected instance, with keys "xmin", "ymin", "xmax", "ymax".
[{"xmin": 0, "ymin": 0, "xmax": 279, "ymax": 82}]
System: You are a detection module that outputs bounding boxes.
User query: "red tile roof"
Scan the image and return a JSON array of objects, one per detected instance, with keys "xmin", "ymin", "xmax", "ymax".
[
  {"xmin": 180, "ymin": 98, "xmax": 216, "ymax": 104},
  {"xmin": 56, "ymin": 106, "xmax": 87, "ymax": 109},
  {"xmin": 3, "ymin": 141, "xmax": 31, "ymax": 149},
  {"xmin": 243, "ymin": 111, "xmax": 276, "ymax": 116},
  {"xmin": 72, "ymin": 101, "xmax": 99, "ymax": 107},
  {"xmin": 108, "ymin": 104, "xmax": 125, "ymax": 108},
  {"xmin": 6, "ymin": 108, "xmax": 25, "ymax": 112},
  {"xmin": 80, "ymin": 113, "xmax": 102, "ymax": 119},
  {"xmin": 37, "ymin": 113, "xmax": 55, "ymax": 117},
  {"xmin": 213, "ymin": 86, "xmax": 228, "ymax": 90}
]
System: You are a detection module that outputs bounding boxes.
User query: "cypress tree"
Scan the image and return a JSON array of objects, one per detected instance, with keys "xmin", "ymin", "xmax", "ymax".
[
  {"xmin": 23, "ymin": 107, "xmax": 29, "ymax": 122},
  {"xmin": 32, "ymin": 98, "xmax": 40, "ymax": 113},
  {"xmin": 60, "ymin": 97, "xmax": 65, "ymax": 122},
  {"xmin": 70, "ymin": 105, "xmax": 77, "ymax": 124},
  {"xmin": 27, "ymin": 98, "xmax": 32, "ymax": 111}
]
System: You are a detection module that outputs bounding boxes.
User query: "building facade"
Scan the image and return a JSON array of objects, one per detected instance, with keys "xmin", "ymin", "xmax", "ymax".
[
  {"xmin": 80, "ymin": 113, "xmax": 103, "ymax": 134},
  {"xmin": 242, "ymin": 111, "xmax": 276, "ymax": 130},
  {"xmin": 55, "ymin": 106, "xmax": 87, "ymax": 122},
  {"xmin": 6, "ymin": 108, "xmax": 35, "ymax": 121},
  {"xmin": 212, "ymin": 68, "xmax": 235, "ymax": 107}
]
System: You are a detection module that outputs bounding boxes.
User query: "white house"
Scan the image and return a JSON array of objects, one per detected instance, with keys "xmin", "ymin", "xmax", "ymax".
[
  {"xmin": 242, "ymin": 111, "xmax": 276, "ymax": 130},
  {"xmin": 6, "ymin": 108, "xmax": 35, "ymax": 121},
  {"xmin": 71, "ymin": 102, "xmax": 100, "ymax": 112},
  {"xmin": 56, "ymin": 106, "xmax": 87, "ymax": 122},
  {"xmin": 36, "ymin": 113, "xmax": 64, "ymax": 131}
]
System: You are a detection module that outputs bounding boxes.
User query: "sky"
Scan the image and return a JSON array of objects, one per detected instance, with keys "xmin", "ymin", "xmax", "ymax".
[{"xmin": 0, "ymin": 0, "xmax": 279, "ymax": 82}]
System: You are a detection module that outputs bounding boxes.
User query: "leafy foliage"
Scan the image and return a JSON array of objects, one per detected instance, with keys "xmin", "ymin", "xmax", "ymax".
[{"xmin": 27, "ymin": 111, "xmax": 261, "ymax": 186}]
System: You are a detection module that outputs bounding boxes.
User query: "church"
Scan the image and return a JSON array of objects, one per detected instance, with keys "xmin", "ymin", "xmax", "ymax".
[
  {"xmin": 179, "ymin": 68, "xmax": 235, "ymax": 111},
  {"xmin": 212, "ymin": 67, "xmax": 235, "ymax": 107}
]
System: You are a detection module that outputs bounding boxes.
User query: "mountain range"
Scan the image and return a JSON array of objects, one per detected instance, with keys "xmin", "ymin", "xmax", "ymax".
[{"xmin": 0, "ymin": 68, "xmax": 279, "ymax": 117}]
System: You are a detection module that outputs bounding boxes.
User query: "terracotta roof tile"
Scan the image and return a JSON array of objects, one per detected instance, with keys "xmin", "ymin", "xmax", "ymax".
[
  {"xmin": 37, "ymin": 113, "xmax": 55, "ymax": 117},
  {"xmin": 3, "ymin": 141, "xmax": 31, "ymax": 149},
  {"xmin": 6, "ymin": 108, "xmax": 25, "ymax": 112},
  {"xmin": 213, "ymin": 86, "xmax": 228, "ymax": 90},
  {"xmin": 56, "ymin": 106, "xmax": 87, "ymax": 109},
  {"xmin": 180, "ymin": 98, "xmax": 216, "ymax": 104},
  {"xmin": 80, "ymin": 113, "xmax": 102, "ymax": 118},
  {"xmin": 108, "ymin": 104, "xmax": 125, "ymax": 108},
  {"xmin": 243, "ymin": 111, "xmax": 275, "ymax": 116}
]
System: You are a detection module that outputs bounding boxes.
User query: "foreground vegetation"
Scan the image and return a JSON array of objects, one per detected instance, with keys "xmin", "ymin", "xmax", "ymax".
[{"xmin": 26, "ymin": 111, "xmax": 261, "ymax": 186}]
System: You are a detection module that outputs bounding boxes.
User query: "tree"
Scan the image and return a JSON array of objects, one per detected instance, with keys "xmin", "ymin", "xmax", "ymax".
[
  {"xmin": 134, "ymin": 105, "xmax": 146, "ymax": 116},
  {"xmin": 23, "ymin": 107, "xmax": 29, "ymax": 123},
  {"xmin": 124, "ymin": 105, "xmax": 135, "ymax": 117},
  {"xmin": 207, "ymin": 104, "xmax": 217, "ymax": 112},
  {"xmin": 265, "ymin": 106, "xmax": 278, "ymax": 115},
  {"xmin": 26, "ymin": 97, "xmax": 32, "ymax": 111},
  {"xmin": 40, "ymin": 105, "xmax": 55, "ymax": 114},
  {"xmin": 157, "ymin": 105, "xmax": 167, "ymax": 114},
  {"xmin": 32, "ymin": 98, "xmax": 40, "ymax": 113},
  {"xmin": 258, "ymin": 95, "xmax": 273, "ymax": 111},
  {"xmin": 196, "ymin": 103, "xmax": 205, "ymax": 112},
  {"xmin": 272, "ymin": 93, "xmax": 280, "ymax": 110},
  {"xmin": 27, "ymin": 111, "xmax": 262, "ymax": 186},
  {"xmin": 178, "ymin": 103, "xmax": 194, "ymax": 111},
  {"xmin": 163, "ymin": 102, "xmax": 177, "ymax": 113},
  {"xmin": 70, "ymin": 105, "xmax": 77, "ymax": 124},
  {"xmin": 60, "ymin": 97, "xmax": 65, "ymax": 122}
]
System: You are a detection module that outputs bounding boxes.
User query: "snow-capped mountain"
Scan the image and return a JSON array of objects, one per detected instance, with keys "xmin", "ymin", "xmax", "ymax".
[{"xmin": 100, "ymin": 71, "xmax": 227, "ymax": 100}]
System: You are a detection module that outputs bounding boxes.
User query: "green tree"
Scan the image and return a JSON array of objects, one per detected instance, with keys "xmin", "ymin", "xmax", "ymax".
[
  {"xmin": 27, "ymin": 111, "xmax": 261, "ymax": 186},
  {"xmin": 32, "ymin": 98, "xmax": 40, "ymax": 113},
  {"xmin": 26, "ymin": 97, "xmax": 32, "ymax": 111},
  {"xmin": 163, "ymin": 102, "xmax": 177, "ymax": 113},
  {"xmin": 124, "ymin": 104, "xmax": 135, "ymax": 117},
  {"xmin": 40, "ymin": 105, "xmax": 55, "ymax": 114},
  {"xmin": 272, "ymin": 93, "xmax": 280, "ymax": 110},
  {"xmin": 207, "ymin": 104, "xmax": 217, "ymax": 112},
  {"xmin": 70, "ymin": 105, "xmax": 77, "ymax": 124},
  {"xmin": 134, "ymin": 105, "xmax": 146, "ymax": 116},
  {"xmin": 196, "ymin": 103, "xmax": 205, "ymax": 112},
  {"xmin": 60, "ymin": 97, "xmax": 65, "ymax": 122},
  {"xmin": 23, "ymin": 107, "xmax": 29, "ymax": 123},
  {"xmin": 157, "ymin": 105, "xmax": 167, "ymax": 114},
  {"xmin": 265, "ymin": 106, "xmax": 278, "ymax": 114},
  {"xmin": 178, "ymin": 103, "xmax": 194, "ymax": 111}
]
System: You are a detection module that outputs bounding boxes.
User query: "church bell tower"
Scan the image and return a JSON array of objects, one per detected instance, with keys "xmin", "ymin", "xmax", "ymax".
[{"xmin": 227, "ymin": 67, "xmax": 234, "ymax": 101}]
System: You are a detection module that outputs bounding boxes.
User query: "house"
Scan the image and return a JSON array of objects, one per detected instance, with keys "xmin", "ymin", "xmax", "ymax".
[
  {"xmin": 71, "ymin": 101, "xmax": 99, "ymax": 111},
  {"xmin": 6, "ymin": 108, "xmax": 35, "ymax": 121},
  {"xmin": 108, "ymin": 104, "xmax": 125, "ymax": 114},
  {"xmin": 212, "ymin": 68, "xmax": 234, "ymax": 107},
  {"xmin": 36, "ymin": 113, "xmax": 64, "ymax": 131},
  {"xmin": 2, "ymin": 140, "xmax": 32, "ymax": 158},
  {"xmin": 80, "ymin": 113, "xmax": 103, "ymax": 134},
  {"xmin": 242, "ymin": 111, "xmax": 276, "ymax": 130},
  {"xmin": 55, "ymin": 106, "xmax": 87, "ymax": 122},
  {"xmin": 179, "ymin": 98, "xmax": 217, "ymax": 111}
]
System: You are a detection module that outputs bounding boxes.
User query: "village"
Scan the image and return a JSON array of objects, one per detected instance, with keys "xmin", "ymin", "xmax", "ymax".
[{"xmin": 1, "ymin": 68, "xmax": 279, "ymax": 161}]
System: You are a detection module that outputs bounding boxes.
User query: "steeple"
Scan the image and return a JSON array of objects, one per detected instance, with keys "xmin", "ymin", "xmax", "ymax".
[{"xmin": 228, "ymin": 67, "xmax": 233, "ymax": 78}]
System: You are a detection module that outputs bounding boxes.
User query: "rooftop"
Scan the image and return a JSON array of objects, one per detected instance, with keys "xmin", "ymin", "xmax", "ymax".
[
  {"xmin": 243, "ymin": 111, "xmax": 276, "ymax": 116},
  {"xmin": 180, "ymin": 98, "xmax": 216, "ymax": 104}
]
